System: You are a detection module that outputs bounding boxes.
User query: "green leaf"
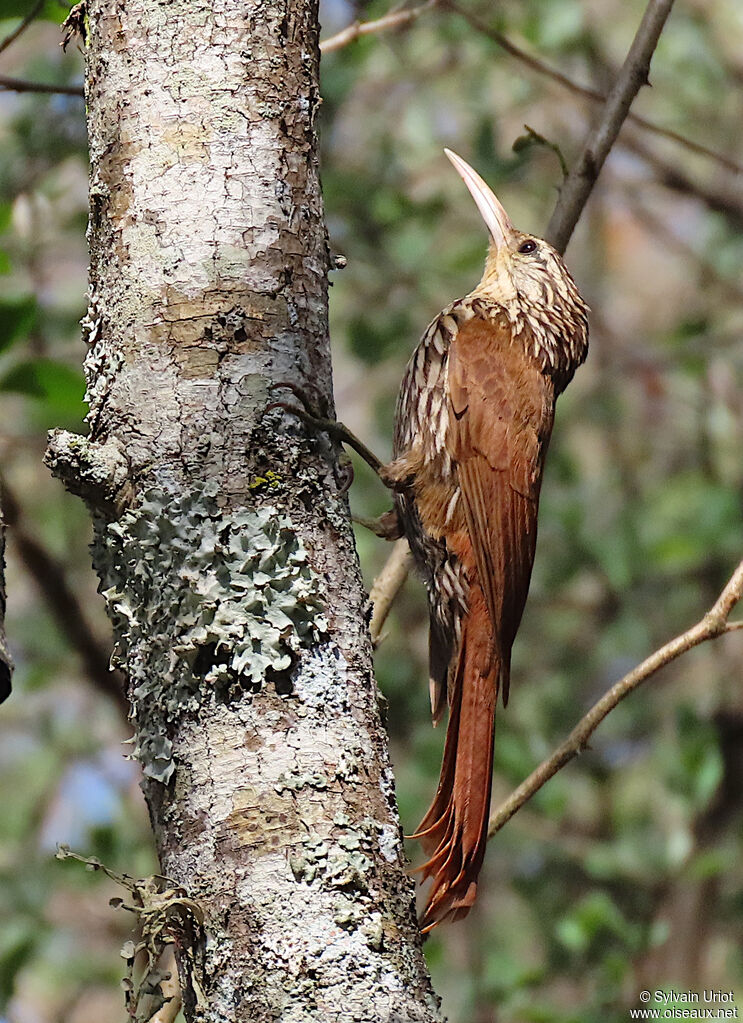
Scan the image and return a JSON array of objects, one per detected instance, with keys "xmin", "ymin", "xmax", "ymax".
[
  {"xmin": 0, "ymin": 0, "xmax": 64, "ymax": 23},
  {"xmin": 555, "ymin": 891, "xmax": 642, "ymax": 956},
  {"xmin": 512, "ymin": 125, "xmax": 569, "ymax": 179},
  {"xmin": 0, "ymin": 358, "xmax": 85, "ymax": 418},
  {"xmin": 0, "ymin": 918, "xmax": 38, "ymax": 1002},
  {"xmin": 0, "ymin": 295, "xmax": 37, "ymax": 352}
]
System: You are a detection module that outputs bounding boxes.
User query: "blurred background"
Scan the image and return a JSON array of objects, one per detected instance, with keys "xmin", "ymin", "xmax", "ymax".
[{"xmin": 1, "ymin": 0, "xmax": 742, "ymax": 1020}]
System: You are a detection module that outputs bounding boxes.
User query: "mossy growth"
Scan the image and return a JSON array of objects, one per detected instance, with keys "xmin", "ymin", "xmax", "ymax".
[{"xmin": 96, "ymin": 481, "xmax": 328, "ymax": 782}]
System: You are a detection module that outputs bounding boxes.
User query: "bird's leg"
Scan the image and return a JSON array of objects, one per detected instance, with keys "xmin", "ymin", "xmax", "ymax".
[
  {"xmin": 268, "ymin": 381, "xmax": 389, "ymax": 481},
  {"xmin": 267, "ymin": 382, "xmax": 405, "ymax": 538}
]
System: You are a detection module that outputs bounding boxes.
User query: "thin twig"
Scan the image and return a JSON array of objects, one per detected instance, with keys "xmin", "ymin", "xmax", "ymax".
[
  {"xmin": 1, "ymin": 479, "xmax": 127, "ymax": 713},
  {"xmin": 0, "ymin": 73, "xmax": 84, "ymax": 96},
  {"xmin": 546, "ymin": 0, "xmax": 677, "ymax": 253},
  {"xmin": 488, "ymin": 558, "xmax": 743, "ymax": 839},
  {"xmin": 624, "ymin": 133, "xmax": 743, "ymax": 229},
  {"xmin": 0, "ymin": 0, "xmax": 46, "ymax": 56},
  {"xmin": 0, "ymin": 506, "xmax": 13, "ymax": 703},
  {"xmin": 625, "ymin": 190, "xmax": 743, "ymax": 306},
  {"xmin": 444, "ymin": 1, "xmax": 742, "ymax": 178},
  {"xmin": 320, "ymin": 1, "xmax": 436, "ymax": 54},
  {"xmin": 369, "ymin": 539, "xmax": 413, "ymax": 646}
]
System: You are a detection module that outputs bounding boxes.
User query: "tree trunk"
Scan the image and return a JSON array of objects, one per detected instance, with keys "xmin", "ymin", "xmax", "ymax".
[{"xmin": 46, "ymin": 0, "xmax": 440, "ymax": 1018}]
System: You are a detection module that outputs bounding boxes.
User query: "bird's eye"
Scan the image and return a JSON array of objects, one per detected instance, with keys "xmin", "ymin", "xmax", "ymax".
[{"xmin": 518, "ymin": 240, "xmax": 537, "ymax": 254}]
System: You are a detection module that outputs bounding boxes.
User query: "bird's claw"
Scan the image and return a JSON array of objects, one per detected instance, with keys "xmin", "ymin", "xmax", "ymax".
[
  {"xmin": 266, "ymin": 383, "xmax": 358, "ymax": 494},
  {"xmin": 266, "ymin": 381, "xmax": 389, "ymax": 482}
]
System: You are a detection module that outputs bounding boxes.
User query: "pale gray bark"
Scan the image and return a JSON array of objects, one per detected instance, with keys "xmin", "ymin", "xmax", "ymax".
[{"xmin": 45, "ymin": 1, "xmax": 440, "ymax": 1019}]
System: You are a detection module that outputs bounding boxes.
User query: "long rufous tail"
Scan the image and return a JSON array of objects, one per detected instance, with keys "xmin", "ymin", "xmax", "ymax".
[{"xmin": 409, "ymin": 592, "xmax": 497, "ymax": 932}]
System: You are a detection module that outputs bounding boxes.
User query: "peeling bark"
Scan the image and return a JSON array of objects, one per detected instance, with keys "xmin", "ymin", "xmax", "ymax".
[{"xmin": 46, "ymin": 0, "xmax": 441, "ymax": 1018}]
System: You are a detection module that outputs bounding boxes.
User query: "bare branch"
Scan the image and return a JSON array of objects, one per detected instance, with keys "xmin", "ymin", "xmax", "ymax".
[
  {"xmin": 1, "ymin": 478, "xmax": 126, "ymax": 713},
  {"xmin": 0, "ymin": 504, "xmax": 12, "ymax": 704},
  {"xmin": 488, "ymin": 558, "xmax": 743, "ymax": 839},
  {"xmin": 320, "ymin": 1, "xmax": 436, "ymax": 55},
  {"xmin": 444, "ymin": 1, "xmax": 742, "ymax": 178},
  {"xmin": 369, "ymin": 538, "xmax": 413, "ymax": 646},
  {"xmin": 546, "ymin": 0, "xmax": 677, "ymax": 252},
  {"xmin": 623, "ymin": 133, "xmax": 743, "ymax": 229},
  {"xmin": 0, "ymin": 0, "xmax": 45, "ymax": 56},
  {"xmin": 625, "ymin": 191, "xmax": 743, "ymax": 306},
  {"xmin": 0, "ymin": 73, "xmax": 84, "ymax": 96}
]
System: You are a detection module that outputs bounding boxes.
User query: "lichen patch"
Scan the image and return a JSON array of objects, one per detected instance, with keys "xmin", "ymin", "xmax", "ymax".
[{"xmin": 97, "ymin": 481, "xmax": 328, "ymax": 781}]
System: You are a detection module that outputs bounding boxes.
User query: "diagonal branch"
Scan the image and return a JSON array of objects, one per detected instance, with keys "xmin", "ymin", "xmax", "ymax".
[
  {"xmin": 443, "ymin": 1, "xmax": 741, "ymax": 177},
  {"xmin": 320, "ymin": 0, "xmax": 741, "ymax": 177},
  {"xmin": 0, "ymin": 0, "xmax": 46, "ymax": 56},
  {"xmin": 546, "ymin": 0, "xmax": 677, "ymax": 253},
  {"xmin": 320, "ymin": 1, "xmax": 437, "ymax": 55},
  {"xmin": 369, "ymin": 538, "xmax": 413, "ymax": 646},
  {"xmin": 488, "ymin": 557, "xmax": 743, "ymax": 839},
  {"xmin": 1, "ymin": 478, "xmax": 126, "ymax": 713}
]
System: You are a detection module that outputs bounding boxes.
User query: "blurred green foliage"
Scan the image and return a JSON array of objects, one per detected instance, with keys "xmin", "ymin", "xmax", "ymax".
[{"xmin": 1, "ymin": 0, "xmax": 743, "ymax": 1020}]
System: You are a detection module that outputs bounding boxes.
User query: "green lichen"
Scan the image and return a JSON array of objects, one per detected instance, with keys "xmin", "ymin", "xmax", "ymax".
[
  {"xmin": 97, "ymin": 481, "xmax": 327, "ymax": 782},
  {"xmin": 275, "ymin": 769, "xmax": 328, "ymax": 794},
  {"xmin": 289, "ymin": 831, "xmax": 373, "ymax": 893}
]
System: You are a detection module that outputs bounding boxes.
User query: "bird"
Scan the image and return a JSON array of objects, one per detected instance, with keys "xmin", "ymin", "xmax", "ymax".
[
  {"xmin": 384, "ymin": 150, "xmax": 589, "ymax": 931},
  {"xmin": 269, "ymin": 149, "xmax": 589, "ymax": 932}
]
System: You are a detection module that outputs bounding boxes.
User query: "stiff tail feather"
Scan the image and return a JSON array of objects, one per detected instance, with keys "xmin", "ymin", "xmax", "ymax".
[{"xmin": 409, "ymin": 596, "xmax": 497, "ymax": 932}]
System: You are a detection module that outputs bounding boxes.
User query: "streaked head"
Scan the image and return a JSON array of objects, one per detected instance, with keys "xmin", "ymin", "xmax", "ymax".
[
  {"xmin": 444, "ymin": 148, "xmax": 589, "ymax": 381},
  {"xmin": 444, "ymin": 148, "xmax": 583, "ymax": 312}
]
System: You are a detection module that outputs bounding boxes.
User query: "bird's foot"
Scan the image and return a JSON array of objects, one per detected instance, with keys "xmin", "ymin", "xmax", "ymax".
[
  {"xmin": 268, "ymin": 381, "xmax": 390, "ymax": 483},
  {"xmin": 352, "ymin": 508, "xmax": 403, "ymax": 540}
]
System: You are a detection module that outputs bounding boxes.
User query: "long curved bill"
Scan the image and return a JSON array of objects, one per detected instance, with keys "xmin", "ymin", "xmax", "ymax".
[{"xmin": 444, "ymin": 148, "xmax": 514, "ymax": 249}]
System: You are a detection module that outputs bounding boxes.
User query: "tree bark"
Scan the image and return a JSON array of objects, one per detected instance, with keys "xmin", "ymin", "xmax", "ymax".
[{"xmin": 46, "ymin": 0, "xmax": 440, "ymax": 1019}]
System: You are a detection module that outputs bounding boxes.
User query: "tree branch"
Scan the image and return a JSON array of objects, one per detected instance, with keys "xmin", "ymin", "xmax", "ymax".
[
  {"xmin": 546, "ymin": 0, "xmax": 677, "ymax": 252},
  {"xmin": 487, "ymin": 557, "xmax": 743, "ymax": 839},
  {"xmin": 0, "ymin": 503, "xmax": 12, "ymax": 704},
  {"xmin": 320, "ymin": 1, "xmax": 437, "ymax": 55},
  {"xmin": 0, "ymin": 478, "xmax": 126, "ymax": 713},
  {"xmin": 369, "ymin": 538, "xmax": 413, "ymax": 646},
  {"xmin": 623, "ymin": 133, "xmax": 743, "ymax": 229},
  {"xmin": 0, "ymin": 0, "xmax": 45, "ymax": 56},
  {"xmin": 443, "ymin": 1, "xmax": 741, "ymax": 178},
  {"xmin": 0, "ymin": 73, "xmax": 84, "ymax": 96}
]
